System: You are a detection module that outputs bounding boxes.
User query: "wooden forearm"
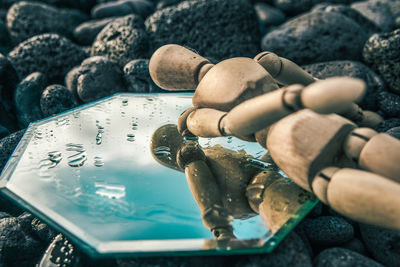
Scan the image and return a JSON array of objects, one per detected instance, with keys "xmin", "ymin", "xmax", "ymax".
[
  {"xmin": 313, "ymin": 167, "xmax": 400, "ymax": 230},
  {"xmin": 254, "ymin": 51, "xmax": 316, "ymax": 86}
]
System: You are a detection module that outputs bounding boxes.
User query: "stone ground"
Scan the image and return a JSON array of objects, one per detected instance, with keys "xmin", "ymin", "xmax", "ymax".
[{"xmin": 0, "ymin": 0, "xmax": 399, "ymax": 266}]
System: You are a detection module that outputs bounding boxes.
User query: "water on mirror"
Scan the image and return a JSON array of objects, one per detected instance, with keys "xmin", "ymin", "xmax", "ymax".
[{"xmin": 0, "ymin": 94, "xmax": 316, "ymax": 256}]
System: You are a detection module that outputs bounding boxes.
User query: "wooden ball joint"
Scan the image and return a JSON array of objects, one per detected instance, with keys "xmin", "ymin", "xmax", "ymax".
[{"xmin": 149, "ymin": 44, "xmax": 400, "ymax": 231}]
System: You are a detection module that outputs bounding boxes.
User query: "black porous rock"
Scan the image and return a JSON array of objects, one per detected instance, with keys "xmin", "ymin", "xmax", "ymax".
[
  {"xmin": 65, "ymin": 65, "xmax": 81, "ymax": 99},
  {"xmin": 302, "ymin": 60, "xmax": 384, "ymax": 110},
  {"xmin": 351, "ymin": 0, "xmax": 394, "ymax": 32},
  {"xmin": 363, "ymin": 29, "xmax": 400, "ymax": 94},
  {"xmin": 254, "ymin": 3, "xmax": 286, "ymax": 35},
  {"xmin": 145, "ymin": 0, "xmax": 261, "ymax": 61},
  {"xmin": 117, "ymin": 255, "xmax": 225, "ymax": 267},
  {"xmin": 6, "ymin": 1, "xmax": 88, "ymax": 43},
  {"xmin": 312, "ymin": 3, "xmax": 381, "ymax": 34},
  {"xmin": 261, "ymin": 11, "xmax": 368, "ymax": 65},
  {"xmin": 234, "ymin": 232, "xmax": 312, "ymax": 267},
  {"xmin": 377, "ymin": 90, "xmax": 400, "ymax": 117},
  {"xmin": 0, "ymin": 53, "xmax": 19, "ymax": 112},
  {"xmin": 308, "ymin": 202, "xmax": 324, "ymax": 218},
  {"xmin": 300, "ymin": 216, "xmax": 354, "ymax": 246},
  {"xmin": 73, "ymin": 17, "xmax": 115, "ymax": 46},
  {"xmin": 91, "ymin": 14, "xmax": 149, "ymax": 66},
  {"xmin": 0, "ymin": 125, "xmax": 8, "ymax": 139},
  {"xmin": 273, "ymin": 0, "xmax": 353, "ymax": 15},
  {"xmin": 8, "ymin": 33, "xmax": 87, "ymax": 84},
  {"xmin": 0, "ymin": 19, "xmax": 10, "ymax": 52},
  {"xmin": 92, "ymin": 0, "xmax": 154, "ymax": 19},
  {"xmin": 314, "ymin": 248, "xmax": 383, "ymax": 267},
  {"xmin": 14, "ymin": 72, "xmax": 46, "ymax": 128},
  {"xmin": 0, "ymin": 129, "xmax": 24, "ymax": 171},
  {"xmin": 386, "ymin": 126, "xmax": 400, "ymax": 139},
  {"xmin": 155, "ymin": 0, "xmax": 183, "ymax": 10},
  {"xmin": 40, "ymin": 84, "xmax": 78, "ymax": 116},
  {"xmin": 31, "ymin": 217, "xmax": 56, "ymax": 243},
  {"xmin": 0, "ymin": 212, "xmax": 10, "ymax": 220},
  {"xmin": 76, "ymin": 56, "xmax": 126, "ymax": 102},
  {"xmin": 0, "ymin": 217, "xmax": 43, "ymax": 265},
  {"xmin": 38, "ymin": 0, "xmax": 97, "ymax": 12},
  {"xmin": 341, "ymin": 238, "xmax": 367, "ymax": 255},
  {"xmin": 124, "ymin": 59, "xmax": 162, "ymax": 93},
  {"xmin": 375, "ymin": 118, "xmax": 400, "ymax": 132},
  {"xmin": 360, "ymin": 223, "xmax": 400, "ymax": 267}
]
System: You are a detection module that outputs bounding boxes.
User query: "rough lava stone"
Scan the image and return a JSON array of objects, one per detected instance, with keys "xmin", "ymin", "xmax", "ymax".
[
  {"xmin": 0, "ymin": 19, "xmax": 10, "ymax": 52},
  {"xmin": 312, "ymin": 3, "xmax": 381, "ymax": 34},
  {"xmin": 374, "ymin": 118, "xmax": 400, "ymax": 132},
  {"xmin": 363, "ymin": 29, "xmax": 400, "ymax": 94},
  {"xmin": 155, "ymin": 0, "xmax": 184, "ymax": 10},
  {"xmin": 351, "ymin": 0, "xmax": 394, "ymax": 32},
  {"xmin": 273, "ymin": 0, "xmax": 354, "ymax": 15},
  {"xmin": 91, "ymin": 14, "xmax": 149, "ymax": 66},
  {"xmin": 386, "ymin": 126, "xmax": 400, "ymax": 139},
  {"xmin": 0, "ymin": 53, "xmax": 19, "ymax": 112},
  {"xmin": 38, "ymin": 0, "xmax": 97, "ymax": 12},
  {"xmin": 299, "ymin": 216, "xmax": 354, "ymax": 246},
  {"xmin": 124, "ymin": 59, "xmax": 162, "ymax": 93},
  {"xmin": 91, "ymin": 0, "xmax": 154, "ymax": 19},
  {"xmin": 76, "ymin": 56, "xmax": 126, "ymax": 102},
  {"xmin": 0, "ymin": 125, "xmax": 9, "ymax": 139},
  {"xmin": 6, "ymin": 1, "xmax": 88, "ymax": 43},
  {"xmin": 314, "ymin": 248, "xmax": 383, "ymax": 267},
  {"xmin": 0, "ymin": 217, "xmax": 43, "ymax": 265},
  {"xmin": 254, "ymin": 2, "xmax": 286, "ymax": 35},
  {"xmin": 117, "ymin": 255, "xmax": 225, "ymax": 267},
  {"xmin": 0, "ymin": 129, "xmax": 24, "ymax": 171},
  {"xmin": 340, "ymin": 238, "xmax": 367, "ymax": 255},
  {"xmin": 235, "ymin": 232, "xmax": 312, "ymax": 266},
  {"xmin": 360, "ymin": 223, "xmax": 400, "ymax": 267},
  {"xmin": 8, "ymin": 33, "xmax": 87, "ymax": 84},
  {"xmin": 377, "ymin": 89, "xmax": 400, "ymax": 117},
  {"xmin": 31, "ymin": 217, "xmax": 56, "ymax": 243},
  {"xmin": 302, "ymin": 60, "xmax": 385, "ymax": 110},
  {"xmin": 145, "ymin": 0, "xmax": 261, "ymax": 61},
  {"xmin": 65, "ymin": 65, "xmax": 81, "ymax": 99},
  {"xmin": 73, "ymin": 17, "xmax": 115, "ymax": 46},
  {"xmin": 261, "ymin": 11, "xmax": 368, "ymax": 65},
  {"xmin": 13, "ymin": 72, "xmax": 45, "ymax": 128},
  {"xmin": 40, "ymin": 84, "xmax": 78, "ymax": 116}
]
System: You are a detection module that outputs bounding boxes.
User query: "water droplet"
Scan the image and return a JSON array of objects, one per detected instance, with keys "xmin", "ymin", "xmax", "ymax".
[
  {"xmin": 227, "ymin": 136, "xmax": 233, "ymax": 143},
  {"xmin": 95, "ymin": 182, "xmax": 126, "ymax": 199},
  {"xmin": 246, "ymin": 158, "xmax": 272, "ymax": 170},
  {"xmin": 96, "ymin": 132, "xmax": 102, "ymax": 145},
  {"xmin": 122, "ymin": 99, "xmax": 128, "ymax": 106},
  {"xmin": 66, "ymin": 144, "xmax": 87, "ymax": 167},
  {"xmin": 94, "ymin": 156, "xmax": 104, "ymax": 167},
  {"xmin": 146, "ymin": 97, "xmax": 154, "ymax": 102},
  {"xmin": 127, "ymin": 133, "xmax": 135, "ymax": 142}
]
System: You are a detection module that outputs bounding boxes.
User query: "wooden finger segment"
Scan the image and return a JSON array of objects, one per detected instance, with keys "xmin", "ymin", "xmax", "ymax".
[
  {"xmin": 149, "ymin": 44, "xmax": 212, "ymax": 90},
  {"xmin": 186, "ymin": 108, "xmax": 227, "ymax": 137},
  {"xmin": 327, "ymin": 168, "xmax": 400, "ymax": 231},
  {"xmin": 301, "ymin": 77, "xmax": 366, "ymax": 114},
  {"xmin": 254, "ymin": 52, "xmax": 316, "ymax": 86}
]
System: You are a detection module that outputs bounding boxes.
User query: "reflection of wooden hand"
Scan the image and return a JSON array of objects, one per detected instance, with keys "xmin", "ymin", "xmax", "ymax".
[{"xmin": 149, "ymin": 44, "xmax": 400, "ymax": 230}]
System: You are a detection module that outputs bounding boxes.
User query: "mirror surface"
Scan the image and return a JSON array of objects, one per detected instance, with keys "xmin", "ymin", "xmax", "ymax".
[{"xmin": 0, "ymin": 93, "xmax": 317, "ymax": 257}]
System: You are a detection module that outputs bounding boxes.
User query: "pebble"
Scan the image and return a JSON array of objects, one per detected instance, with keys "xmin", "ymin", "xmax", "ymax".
[
  {"xmin": 64, "ymin": 66, "xmax": 81, "ymax": 99},
  {"xmin": 73, "ymin": 17, "xmax": 115, "ymax": 46},
  {"xmin": 360, "ymin": 223, "xmax": 400, "ymax": 267},
  {"xmin": 363, "ymin": 29, "xmax": 400, "ymax": 95},
  {"xmin": 6, "ymin": 1, "xmax": 88, "ymax": 43},
  {"xmin": 261, "ymin": 11, "xmax": 368, "ymax": 65},
  {"xmin": 341, "ymin": 238, "xmax": 367, "ymax": 255},
  {"xmin": 312, "ymin": 3, "xmax": 381, "ymax": 34},
  {"xmin": 0, "ymin": 53, "xmax": 19, "ymax": 113},
  {"xmin": 13, "ymin": 72, "xmax": 45, "ymax": 128},
  {"xmin": 91, "ymin": 0, "xmax": 154, "ymax": 19},
  {"xmin": 375, "ymin": 118, "xmax": 400, "ymax": 132},
  {"xmin": 0, "ymin": 19, "xmax": 10, "ymax": 52},
  {"xmin": 8, "ymin": 33, "xmax": 87, "ymax": 84},
  {"xmin": 76, "ymin": 56, "xmax": 126, "ymax": 102},
  {"xmin": 91, "ymin": 14, "xmax": 149, "ymax": 66},
  {"xmin": 234, "ymin": 232, "xmax": 312, "ymax": 266},
  {"xmin": 273, "ymin": 0, "xmax": 355, "ymax": 15},
  {"xmin": 124, "ymin": 59, "xmax": 162, "ymax": 93},
  {"xmin": 0, "ymin": 125, "xmax": 9, "ymax": 139},
  {"xmin": 0, "ymin": 129, "xmax": 24, "ymax": 170},
  {"xmin": 314, "ymin": 248, "xmax": 383, "ymax": 267},
  {"xmin": 302, "ymin": 60, "xmax": 384, "ymax": 111},
  {"xmin": 0, "ymin": 216, "xmax": 42, "ymax": 266},
  {"xmin": 117, "ymin": 255, "xmax": 225, "ymax": 267},
  {"xmin": 351, "ymin": 0, "xmax": 394, "ymax": 32},
  {"xmin": 40, "ymin": 0, "xmax": 97, "ymax": 12},
  {"xmin": 386, "ymin": 126, "xmax": 400, "ymax": 139},
  {"xmin": 145, "ymin": 0, "xmax": 260, "ymax": 60},
  {"xmin": 299, "ymin": 216, "xmax": 354, "ymax": 246},
  {"xmin": 254, "ymin": 3, "xmax": 285, "ymax": 34},
  {"xmin": 155, "ymin": 0, "xmax": 183, "ymax": 10},
  {"xmin": 377, "ymin": 90, "xmax": 400, "ymax": 117},
  {"xmin": 40, "ymin": 84, "xmax": 78, "ymax": 116}
]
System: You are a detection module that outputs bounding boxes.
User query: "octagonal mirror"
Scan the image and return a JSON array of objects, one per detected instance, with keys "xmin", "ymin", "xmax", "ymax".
[{"xmin": 0, "ymin": 93, "xmax": 317, "ymax": 257}]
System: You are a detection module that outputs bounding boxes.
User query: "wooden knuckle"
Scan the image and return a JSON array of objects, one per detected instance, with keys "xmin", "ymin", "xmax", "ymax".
[
  {"xmin": 176, "ymin": 143, "xmax": 206, "ymax": 169},
  {"xmin": 177, "ymin": 107, "xmax": 197, "ymax": 136}
]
